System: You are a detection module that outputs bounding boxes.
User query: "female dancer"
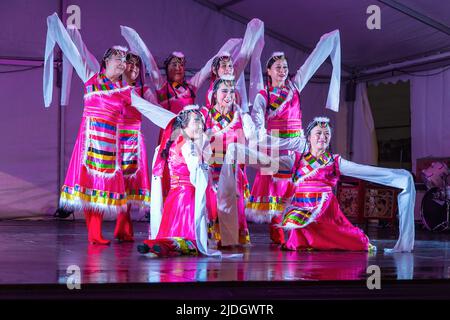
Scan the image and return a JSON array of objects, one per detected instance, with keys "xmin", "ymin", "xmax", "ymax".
[
  {"xmin": 219, "ymin": 117, "xmax": 415, "ymax": 253},
  {"xmin": 137, "ymin": 107, "xmax": 221, "ymax": 257},
  {"xmin": 44, "ymin": 13, "xmax": 131, "ymax": 244},
  {"xmin": 247, "ymin": 30, "xmax": 342, "ymax": 244},
  {"xmin": 203, "ymin": 75, "xmax": 256, "ymax": 247},
  {"xmin": 205, "ymin": 18, "xmax": 264, "ymax": 111}
]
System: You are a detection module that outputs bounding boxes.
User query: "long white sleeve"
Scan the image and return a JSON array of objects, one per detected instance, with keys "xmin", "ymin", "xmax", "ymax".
[
  {"xmin": 339, "ymin": 158, "xmax": 416, "ymax": 253},
  {"xmin": 43, "ymin": 13, "xmax": 95, "ymax": 107},
  {"xmin": 293, "ymin": 29, "xmax": 341, "ymax": 112},
  {"xmin": 240, "ymin": 111, "xmax": 256, "ymax": 141},
  {"xmin": 61, "ymin": 25, "xmax": 100, "ymax": 106},
  {"xmin": 182, "ymin": 141, "xmax": 221, "ymax": 257},
  {"xmin": 120, "ymin": 25, "xmax": 165, "ymax": 90},
  {"xmin": 189, "ymin": 38, "xmax": 242, "ymax": 91},
  {"xmin": 235, "ymin": 73, "xmax": 249, "ymax": 113},
  {"xmin": 248, "ymin": 30, "xmax": 265, "ymax": 109},
  {"xmin": 233, "ymin": 18, "xmax": 264, "ymax": 80},
  {"xmin": 149, "ymin": 145, "xmax": 163, "ymax": 239},
  {"xmin": 250, "ymin": 93, "xmax": 267, "ymax": 134},
  {"xmin": 131, "ymin": 90, "xmax": 176, "ymax": 128}
]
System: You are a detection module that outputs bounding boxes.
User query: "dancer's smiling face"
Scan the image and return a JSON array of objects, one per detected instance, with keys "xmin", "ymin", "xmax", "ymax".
[
  {"xmin": 215, "ymin": 58, "xmax": 234, "ymax": 77},
  {"xmin": 105, "ymin": 52, "xmax": 126, "ymax": 79},
  {"xmin": 125, "ymin": 54, "xmax": 140, "ymax": 82},
  {"xmin": 267, "ymin": 58, "xmax": 288, "ymax": 86},
  {"xmin": 167, "ymin": 58, "xmax": 185, "ymax": 83},
  {"xmin": 183, "ymin": 112, "xmax": 204, "ymax": 140},
  {"xmin": 215, "ymin": 81, "xmax": 235, "ymax": 112},
  {"xmin": 308, "ymin": 124, "xmax": 331, "ymax": 154}
]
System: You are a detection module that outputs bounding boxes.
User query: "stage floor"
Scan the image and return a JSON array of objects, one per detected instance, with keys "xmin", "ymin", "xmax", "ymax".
[{"xmin": 0, "ymin": 219, "xmax": 450, "ymax": 299}]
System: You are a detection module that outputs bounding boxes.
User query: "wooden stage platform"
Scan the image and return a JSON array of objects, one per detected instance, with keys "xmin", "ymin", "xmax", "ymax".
[{"xmin": 0, "ymin": 219, "xmax": 449, "ymax": 300}]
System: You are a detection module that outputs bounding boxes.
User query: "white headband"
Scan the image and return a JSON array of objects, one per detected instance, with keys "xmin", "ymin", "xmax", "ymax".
[
  {"xmin": 313, "ymin": 116, "xmax": 330, "ymax": 123},
  {"xmin": 172, "ymin": 51, "xmax": 185, "ymax": 58}
]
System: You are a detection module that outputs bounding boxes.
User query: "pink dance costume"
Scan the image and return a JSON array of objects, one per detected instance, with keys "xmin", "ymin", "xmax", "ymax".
[
  {"xmin": 59, "ymin": 73, "xmax": 131, "ymax": 215},
  {"xmin": 141, "ymin": 132, "xmax": 219, "ymax": 257},
  {"xmin": 247, "ymin": 30, "xmax": 342, "ymax": 243},
  {"xmin": 280, "ymin": 152, "xmax": 370, "ymax": 251},
  {"xmin": 205, "ymin": 19, "xmax": 264, "ymax": 111},
  {"xmin": 247, "ymin": 85, "xmax": 303, "ymax": 222},
  {"xmin": 119, "ymin": 86, "xmax": 151, "ymax": 209},
  {"xmin": 44, "ymin": 14, "xmax": 141, "ymax": 244},
  {"xmin": 204, "ymin": 107, "xmax": 251, "ymax": 246}
]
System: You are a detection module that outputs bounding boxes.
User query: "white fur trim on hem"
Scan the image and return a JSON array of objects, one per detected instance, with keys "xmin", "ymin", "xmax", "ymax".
[
  {"xmin": 245, "ymin": 208, "xmax": 283, "ymax": 223},
  {"xmin": 59, "ymin": 198, "xmax": 128, "ymax": 216}
]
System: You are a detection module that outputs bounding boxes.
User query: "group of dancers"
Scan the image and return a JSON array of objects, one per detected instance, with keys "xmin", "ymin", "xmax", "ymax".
[{"xmin": 43, "ymin": 13, "xmax": 416, "ymax": 257}]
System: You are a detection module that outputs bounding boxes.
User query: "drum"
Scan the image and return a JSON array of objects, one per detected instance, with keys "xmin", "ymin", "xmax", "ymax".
[
  {"xmin": 422, "ymin": 162, "xmax": 449, "ymax": 189},
  {"xmin": 420, "ymin": 187, "xmax": 449, "ymax": 232}
]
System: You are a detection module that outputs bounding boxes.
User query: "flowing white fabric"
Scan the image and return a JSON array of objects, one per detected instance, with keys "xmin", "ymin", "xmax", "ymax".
[
  {"xmin": 181, "ymin": 142, "xmax": 221, "ymax": 257},
  {"xmin": 293, "ymin": 29, "xmax": 341, "ymax": 112},
  {"xmin": 339, "ymin": 158, "xmax": 415, "ymax": 253},
  {"xmin": 232, "ymin": 18, "xmax": 264, "ymax": 113},
  {"xmin": 149, "ymin": 145, "xmax": 163, "ymax": 239},
  {"xmin": 233, "ymin": 18, "xmax": 264, "ymax": 81},
  {"xmin": 248, "ymin": 27, "xmax": 265, "ymax": 109},
  {"xmin": 130, "ymin": 91, "xmax": 176, "ymax": 129},
  {"xmin": 250, "ymin": 29, "xmax": 341, "ymax": 127},
  {"xmin": 352, "ymin": 83, "xmax": 378, "ymax": 165},
  {"xmin": 120, "ymin": 25, "xmax": 242, "ymax": 92},
  {"xmin": 61, "ymin": 25, "xmax": 100, "ymax": 106},
  {"xmin": 43, "ymin": 13, "xmax": 94, "ymax": 107},
  {"xmin": 216, "ymin": 152, "xmax": 239, "ymax": 246},
  {"xmin": 218, "ymin": 143, "xmax": 415, "ymax": 253}
]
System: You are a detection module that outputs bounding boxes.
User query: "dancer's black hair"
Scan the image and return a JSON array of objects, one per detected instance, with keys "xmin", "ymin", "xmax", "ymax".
[
  {"xmin": 161, "ymin": 109, "xmax": 205, "ymax": 160},
  {"xmin": 126, "ymin": 52, "xmax": 145, "ymax": 97},
  {"xmin": 163, "ymin": 54, "xmax": 196, "ymax": 112}
]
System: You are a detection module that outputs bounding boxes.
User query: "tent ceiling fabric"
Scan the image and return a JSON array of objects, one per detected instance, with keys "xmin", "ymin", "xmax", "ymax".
[
  {"xmin": 206, "ymin": 0, "xmax": 450, "ymax": 70},
  {"xmin": 0, "ymin": 0, "xmax": 448, "ymax": 72}
]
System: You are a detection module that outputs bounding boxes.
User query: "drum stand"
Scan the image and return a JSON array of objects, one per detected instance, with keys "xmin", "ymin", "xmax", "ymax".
[
  {"xmin": 432, "ymin": 200, "xmax": 449, "ymax": 231},
  {"xmin": 432, "ymin": 174, "xmax": 450, "ymax": 231}
]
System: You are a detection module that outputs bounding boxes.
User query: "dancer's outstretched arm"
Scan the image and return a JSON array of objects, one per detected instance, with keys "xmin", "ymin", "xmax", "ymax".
[
  {"xmin": 130, "ymin": 91, "xmax": 176, "ymax": 129},
  {"xmin": 61, "ymin": 25, "xmax": 100, "ymax": 106},
  {"xmin": 339, "ymin": 158, "xmax": 416, "ymax": 253},
  {"xmin": 189, "ymin": 38, "xmax": 242, "ymax": 91},
  {"xmin": 120, "ymin": 25, "xmax": 164, "ymax": 91},
  {"xmin": 44, "ymin": 13, "xmax": 95, "ymax": 107},
  {"xmin": 233, "ymin": 18, "xmax": 264, "ymax": 81},
  {"xmin": 292, "ymin": 29, "xmax": 341, "ymax": 112}
]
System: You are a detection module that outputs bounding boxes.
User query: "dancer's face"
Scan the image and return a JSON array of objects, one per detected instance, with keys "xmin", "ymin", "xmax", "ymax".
[
  {"xmin": 167, "ymin": 58, "xmax": 185, "ymax": 83},
  {"xmin": 105, "ymin": 52, "xmax": 126, "ymax": 79},
  {"xmin": 267, "ymin": 58, "xmax": 288, "ymax": 86},
  {"xmin": 215, "ymin": 82, "xmax": 235, "ymax": 112},
  {"xmin": 125, "ymin": 56, "xmax": 140, "ymax": 82},
  {"xmin": 308, "ymin": 124, "xmax": 331, "ymax": 153},
  {"xmin": 216, "ymin": 59, "xmax": 234, "ymax": 77},
  {"xmin": 184, "ymin": 112, "xmax": 204, "ymax": 140}
]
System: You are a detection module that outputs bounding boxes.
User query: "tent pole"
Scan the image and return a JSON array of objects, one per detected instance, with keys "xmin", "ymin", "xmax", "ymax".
[{"xmin": 56, "ymin": 0, "xmax": 65, "ymax": 209}]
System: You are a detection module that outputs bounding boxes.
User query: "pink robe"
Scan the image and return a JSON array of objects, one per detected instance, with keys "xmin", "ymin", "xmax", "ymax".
[
  {"xmin": 282, "ymin": 152, "xmax": 369, "ymax": 251},
  {"xmin": 204, "ymin": 107, "xmax": 250, "ymax": 245},
  {"xmin": 60, "ymin": 73, "xmax": 131, "ymax": 214},
  {"xmin": 156, "ymin": 136, "xmax": 197, "ymax": 240},
  {"xmin": 156, "ymin": 81, "xmax": 196, "ymax": 114},
  {"xmin": 119, "ymin": 86, "xmax": 151, "ymax": 208},
  {"xmin": 247, "ymin": 85, "xmax": 303, "ymax": 222}
]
